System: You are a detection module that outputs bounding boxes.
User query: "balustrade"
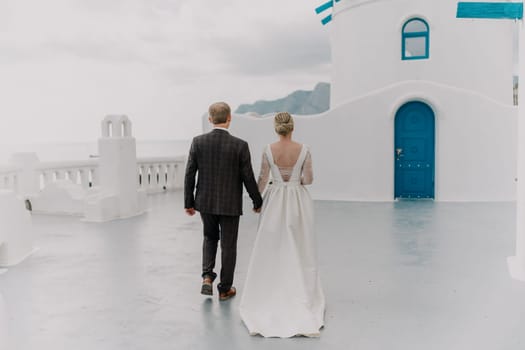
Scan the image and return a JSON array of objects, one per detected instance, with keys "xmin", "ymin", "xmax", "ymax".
[
  {"xmin": 137, "ymin": 156, "xmax": 185, "ymax": 193},
  {"xmin": 36, "ymin": 160, "xmax": 99, "ymax": 190},
  {"xmin": 0, "ymin": 156, "xmax": 185, "ymax": 194}
]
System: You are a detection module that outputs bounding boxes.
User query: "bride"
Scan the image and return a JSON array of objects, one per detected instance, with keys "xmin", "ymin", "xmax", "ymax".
[{"xmin": 240, "ymin": 112, "xmax": 325, "ymax": 338}]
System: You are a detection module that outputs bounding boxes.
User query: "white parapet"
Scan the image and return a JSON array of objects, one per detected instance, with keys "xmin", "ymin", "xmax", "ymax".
[
  {"xmin": 509, "ymin": 21, "xmax": 525, "ymax": 282},
  {"xmin": 0, "ymin": 119, "xmax": 185, "ymax": 221},
  {"xmin": 84, "ymin": 115, "xmax": 147, "ymax": 222},
  {"xmin": 0, "ymin": 190, "xmax": 33, "ymax": 267}
]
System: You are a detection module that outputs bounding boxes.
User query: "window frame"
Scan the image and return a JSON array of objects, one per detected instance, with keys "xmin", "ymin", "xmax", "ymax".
[{"xmin": 402, "ymin": 18, "xmax": 430, "ymax": 61}]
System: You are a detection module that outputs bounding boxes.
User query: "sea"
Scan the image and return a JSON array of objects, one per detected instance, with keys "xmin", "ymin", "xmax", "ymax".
[{"xmin": 0, "ymin": 140, "xmax": 191, "ymax": 165}]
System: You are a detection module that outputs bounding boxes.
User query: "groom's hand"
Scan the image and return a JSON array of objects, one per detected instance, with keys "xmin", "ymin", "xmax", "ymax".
[
  {"xmin": 185, "ymin": 208, "xmax": 196, "ymax": 216},
  {"xmin": 253, "ymin": 207, "xmax": 261, "ymax": 213}
]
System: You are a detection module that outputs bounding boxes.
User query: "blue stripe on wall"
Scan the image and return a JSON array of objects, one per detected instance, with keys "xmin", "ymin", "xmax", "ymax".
[
  {"xmin": 315, "ymin": 1, "xmax": 333, "ymax": 14},
  {"xmin": 321, "ymin": 14, "xmax": 332, "ymax": 25},
  {"xmin": 457, "ymin": 2, "xmax": 523, "ymax": 19}
]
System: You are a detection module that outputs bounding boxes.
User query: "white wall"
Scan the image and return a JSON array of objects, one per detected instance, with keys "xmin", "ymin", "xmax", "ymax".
[
  {"xmin": 227, "ymin": 81, "xmax": 517, "ymax": 202},
  {"xmin": 330, "ymin": 0, "xmax": 515, "ymax": 107},
  {"xmin": 200, "ymin": 0, "xmax": 518, "ymax": 202}
]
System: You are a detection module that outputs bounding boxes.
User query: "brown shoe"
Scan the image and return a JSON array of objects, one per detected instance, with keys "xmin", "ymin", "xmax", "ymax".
[
  {"xmin": 201, "ymin": 278, "xmax": 213, "ymax": 296},
  {"xmin": 219, "ymin": 287, "xmax": 236, "ymax": 301}
]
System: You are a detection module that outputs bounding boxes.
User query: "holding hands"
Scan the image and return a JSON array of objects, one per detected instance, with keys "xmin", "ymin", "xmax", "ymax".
[{"xmin": 186, "ymin": 207, "xmax": 260, "ymax": 215}]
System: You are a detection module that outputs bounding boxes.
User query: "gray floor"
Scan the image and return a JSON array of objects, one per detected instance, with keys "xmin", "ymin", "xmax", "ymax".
[{"xmin": 1, "ymin": 192, "xmax": 525, "ymax": 350}]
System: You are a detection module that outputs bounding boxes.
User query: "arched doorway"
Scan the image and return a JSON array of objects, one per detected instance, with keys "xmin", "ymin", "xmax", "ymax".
[{"xmin": 394, "ymin": 101, "xmax": 435, "ymax": 199}]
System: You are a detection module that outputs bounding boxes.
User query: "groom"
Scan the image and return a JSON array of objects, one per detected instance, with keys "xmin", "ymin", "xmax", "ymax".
[{"xmin": 184, "ymin": 102, "xmax": 263, "ymax": 301}]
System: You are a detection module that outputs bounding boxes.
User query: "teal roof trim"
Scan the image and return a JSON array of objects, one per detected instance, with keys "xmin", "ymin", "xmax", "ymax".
[
  {"xmin": 315, "ymin": 1, "xmax": 333, "ymax": 14},
  {"xmin": 457, "ymin": 2, "xmax": 523, "ymax": 19},
  {"xmin": 321, "ymin": 14, "xmax": 332, "ymax": 25},
  {"xmin": 315, "ymin": 0, "xmax": 341, "ymax": 25}
]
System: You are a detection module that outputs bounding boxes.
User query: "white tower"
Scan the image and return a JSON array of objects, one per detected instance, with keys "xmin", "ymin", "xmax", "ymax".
[{"xmin": 84, "ymin": 115, "xmax": 147, "ymax": 222}]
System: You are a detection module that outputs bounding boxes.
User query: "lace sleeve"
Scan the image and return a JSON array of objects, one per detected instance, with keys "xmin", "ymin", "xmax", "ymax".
[
  {"xmin": 301, "ymin": 150, "xmax": 313, "ymax": 185},
  {"xmin": 257, "ymin": 152, "xmax": 271, "ymax": 193}
]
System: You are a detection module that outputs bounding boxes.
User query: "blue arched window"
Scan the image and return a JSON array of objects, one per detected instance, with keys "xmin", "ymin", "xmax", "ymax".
[{"xmin": 402, "ymin": 18, "xmax": 429, "ymax": 60}]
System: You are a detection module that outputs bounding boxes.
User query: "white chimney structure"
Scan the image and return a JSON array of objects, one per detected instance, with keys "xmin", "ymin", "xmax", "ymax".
[{"xmin": 84, "ymin": 115, "xmax": 147, "ymax": 222}]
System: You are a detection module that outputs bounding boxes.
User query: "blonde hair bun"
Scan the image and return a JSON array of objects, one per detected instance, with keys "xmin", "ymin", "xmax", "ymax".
[{"xmin": 274, "ymin": 112, "xmax": 294, "ymax": 136}]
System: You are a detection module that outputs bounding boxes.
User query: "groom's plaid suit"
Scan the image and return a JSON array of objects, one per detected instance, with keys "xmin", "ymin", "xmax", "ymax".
[{"xmin": 184, "ymin": 128, "xmax": 262, "ymax": 293}]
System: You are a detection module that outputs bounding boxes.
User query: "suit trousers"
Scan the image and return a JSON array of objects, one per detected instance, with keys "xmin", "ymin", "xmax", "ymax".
[{"xmin": 200, "ymin": 213, "xmax": 240, "ymax": 293}]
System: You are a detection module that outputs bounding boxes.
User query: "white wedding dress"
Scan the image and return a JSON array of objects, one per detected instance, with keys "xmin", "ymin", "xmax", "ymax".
[{"xmin": 240, "ymin": 144, "xmax": 325, "ymax": 338}]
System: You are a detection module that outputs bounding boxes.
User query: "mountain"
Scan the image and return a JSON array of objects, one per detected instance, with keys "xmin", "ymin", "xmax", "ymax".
[{"xmin": 235, "ymin": 82, "xmax": 330, "ymax": 116}]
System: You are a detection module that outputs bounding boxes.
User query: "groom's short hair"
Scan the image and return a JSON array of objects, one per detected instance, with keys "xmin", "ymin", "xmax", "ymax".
[{"xmin": 209, "ymin": 102, "xmax": 231, "ymax": 124}]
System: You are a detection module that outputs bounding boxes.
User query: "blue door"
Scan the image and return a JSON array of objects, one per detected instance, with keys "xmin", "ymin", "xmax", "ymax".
[{"xmin": 394, "ymin": 102, "xmax": 435, "ymax": 199}]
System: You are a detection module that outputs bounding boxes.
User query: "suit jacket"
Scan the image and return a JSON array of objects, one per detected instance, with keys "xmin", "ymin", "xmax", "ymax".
[{"xmin": 184, "ymin": 129, "xmax": 263, "ymax": 216}]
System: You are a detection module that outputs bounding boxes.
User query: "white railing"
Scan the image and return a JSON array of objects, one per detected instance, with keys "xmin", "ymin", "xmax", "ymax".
[
  {"xmin": 36, "ymin": 160, "xmax": 99, "ymax": 190},
  {"xmin": 0, "ymin": 166, "xmax": 19, "ymax": 191},
  {"xmin": 137, "ymin": 156, "xmax": 186, "ymax": 193},
  {"xmin": 0, "ymin": 156, "xmax": 186, "ymax": 194}
]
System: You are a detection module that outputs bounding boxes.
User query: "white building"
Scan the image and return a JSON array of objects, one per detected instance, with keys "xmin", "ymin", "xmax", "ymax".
[{"xmin": 227, "ymin": 0, "xmax": 518, "ymax": 201}]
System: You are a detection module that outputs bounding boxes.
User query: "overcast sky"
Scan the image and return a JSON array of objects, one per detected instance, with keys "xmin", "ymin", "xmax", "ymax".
[{"xmin": 0, "ymin": 0, "xmax": 331, "ymax": 144}]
